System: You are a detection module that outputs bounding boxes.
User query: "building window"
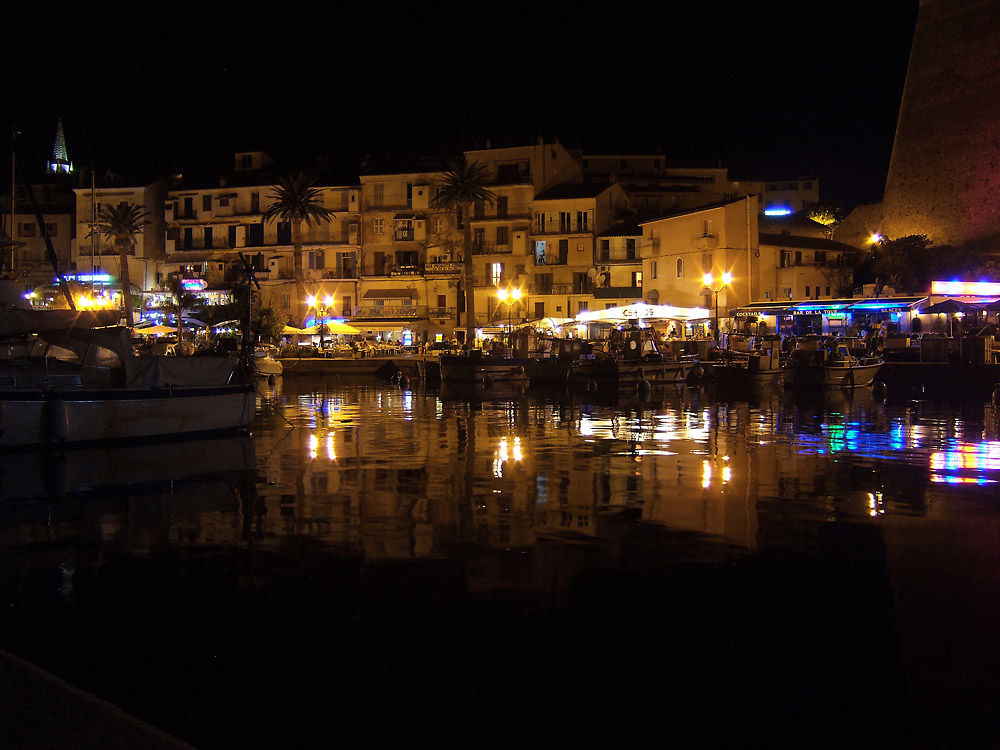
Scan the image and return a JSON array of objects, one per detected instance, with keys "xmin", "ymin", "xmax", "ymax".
[
  {"xmin": 496, "ymin": 196, "xmax": 508, "ymax": 218},
  {"xmin": 805, "ymin": 286, "xmax": 811, "ymax": 298},
  {"xmin": 219, "ymin": 196, "xmax": 230, "ymax": 207},
  {"xmin": 496, "ymin": 226, "xmax": 509, "ymax": 246},
  {"xmin": 577, "ymin": 301, "xmax": 589, "ymax": 313},
  {"xmin": 651, "ymin": 261, "xmax": 657, "ymax": 279},
  {"xmin": 676, "ymin": 257, "xmax": 684, "ymax": 279},
  {"xmin": 372, "ymin": 183, "xmax": 384, "ymax": 206},
  {"xmin": 559, "ymin": 212, "xmax": 571, "ymax": 232},
  {"xmin": 490, "ymin": 263, "xmax": 502, "ymax": 287},
  {"xmin": 433, "ymin": 218, "xmax": 444, "ymax": 234},
  {"xmin": 782, "ymin": 287, "xmax": 792, "ymax": 299},
  {"xmin": 203, "ymin": 195, "xmax": 212, "ymax": 211},
  {"xmin": 474, "ymin": 228, "xmax": 485, "ymax": 249},
  {"xmin": 599, "ymin": 239, "xmax": 610, "ymax": 261},
  {"xmin": 826, "ymin": 286, "xmax": 831, "ymax": 296},
  {"xmin": 18, "ymin": 222, "xmax": 35, "ymax": 238},
  {"xmin": 281, "ymin": 293, "xmax": 290, "ymax": 309},
  {"xmin": 373, "ymin": 217, "xmax": 384, "ymax": 235},
  {"xmin": 576, "ymin": 211, "xmax": 589, "ymax": 232}
]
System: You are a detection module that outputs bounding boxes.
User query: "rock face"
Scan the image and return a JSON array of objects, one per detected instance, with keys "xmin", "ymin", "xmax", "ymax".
[{"xmin": 880, "ymin": 0, "xmax": 1000, "ymax": 249}]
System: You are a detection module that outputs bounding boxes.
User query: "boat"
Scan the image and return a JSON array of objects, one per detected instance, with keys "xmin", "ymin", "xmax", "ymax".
[
  {"xmin": 783, "ymin": 341, "xmax": 884, "ymax": 389},
  {"xmin": 254, "ymin": 345, "xmax": 283, "ymax": 376},
  {"xmin": 0, "ymin": 309, "xmax": 256, "ymax": 448},
  {"xmin": 438, "ymin": 349, "xmax": 530, "ymax": 387},
  {"xmin": 570, "ymin": 324, "xmax": 697, "ymax": 391},
  {"xmin": 712, "ymin": 342, "xmax": 784, "ymax": 389}
]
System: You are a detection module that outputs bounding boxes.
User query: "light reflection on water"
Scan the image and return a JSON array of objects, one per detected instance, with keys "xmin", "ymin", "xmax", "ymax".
[
  {"xmin": 2, "ymin": 376, "xmax": 1000, "ymax": 746},
  {"xmin": 249, "ymin": 377, "xmax": 1000, "ymax": 559}
]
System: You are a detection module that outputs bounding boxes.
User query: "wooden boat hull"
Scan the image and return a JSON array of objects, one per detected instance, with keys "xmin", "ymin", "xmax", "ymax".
[
  {"xmin": 439, "ymin": 354, "xmax": 530, "ymax": 386},
  {"xmin": 571, "ymin": 357, "xmax": 691, "ymax": 390},
  {"xmin": 0, "ymin": 383, "xmax": 256, "ymax": 448},
  {"xmin": 783, "ymin": 361, "xmax": 883, "ymax": 389}
]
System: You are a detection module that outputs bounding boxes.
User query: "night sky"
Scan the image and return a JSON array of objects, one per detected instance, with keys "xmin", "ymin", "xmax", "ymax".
[{"xmin": 5, "ymin": 2, "xmax": 919, "ymax": 209}]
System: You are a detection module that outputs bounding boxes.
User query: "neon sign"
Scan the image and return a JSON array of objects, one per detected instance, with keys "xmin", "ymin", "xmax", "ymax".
[{"xmin": 931, "ymin": 280, "xmax": 1000, "ymax": 296}]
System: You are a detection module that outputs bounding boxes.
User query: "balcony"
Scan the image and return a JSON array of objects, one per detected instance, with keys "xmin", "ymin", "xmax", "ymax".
[
  {"xmin": 692, "ymin": 233, "xmax": 718, "ymax": 250},
  {"xmin": 529, "ymin": 283, "xmax": 574, "ymax": 295},
  {"xmin": 353, "ymin": 305, "xmax": 423, "ymax": 319},
  {"xmin": 471, "ymin": 242, "xmax": 513, "ymax": 255},
  {"xmin": 594, "ymin": 286, "xmax": 643, "ymax": 300},
  {"xmin": 389, "ymin": 265, "xmax": 422, "ymax": 277},
  {"xmin": 596, "ymin": 251, "xmax": 640, "ymax": 265}
]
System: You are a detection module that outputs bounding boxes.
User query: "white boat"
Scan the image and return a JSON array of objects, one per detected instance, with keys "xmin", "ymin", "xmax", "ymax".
[
  {"xmin": 783, "ymin": 342, "xmax": 883, "ymax": 389},
  {"xmin": 254, "ymin": 346, "xmax": 283, "ymax": 376},
  {"xmin": 0, "ymin": 309, "xmax": 256, "ymax": 448}
]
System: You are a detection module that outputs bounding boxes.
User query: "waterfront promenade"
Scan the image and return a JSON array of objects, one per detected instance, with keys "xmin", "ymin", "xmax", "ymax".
[{"xmin": 0, "ymin": 649, "xmax": 191, "ymax": 749}]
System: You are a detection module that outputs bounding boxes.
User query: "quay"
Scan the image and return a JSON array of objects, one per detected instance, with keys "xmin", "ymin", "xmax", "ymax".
[
  {"xmin": 0, "ymin": 649, "xmax": 192, "ymax": 749},
  {"xmin": 278, "ymin": 354, "xmax": 436, "ymax": 381}
]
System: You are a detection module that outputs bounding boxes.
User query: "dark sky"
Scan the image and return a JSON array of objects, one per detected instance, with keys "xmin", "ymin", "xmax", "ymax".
[{"xmin": 4, "ymin": 2, "xmax": 919, "ymax": 209}]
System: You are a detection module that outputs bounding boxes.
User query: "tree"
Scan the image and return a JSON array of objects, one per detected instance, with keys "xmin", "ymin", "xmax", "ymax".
[
  {"xmin": 262, "ymin": 173, "xmax": 335, "ymax": 324},
  {"xmin": 256, "ymin": 307, "xmax": 289, "ymax": 345},
  {"xmin": 165, "ymin": 277, "xmax": 200, "ymax": 349},
  {"xmin": 820, "ymin": 252, "xmax": 859, "ymax": 297},
  {"xmin": 806, "ymin": 204, "xmax": 845, "ymax": 239},
  {"xmin": 93, "ymin": 202, "xmax": 149, "ymax": 329},
  {"xmin": 431, "ymin": 160, "xmax": 496, "ymax": 347},
  {"xmin": 872, "ymin": 234, "xmax": 933, "ymax": 294}
]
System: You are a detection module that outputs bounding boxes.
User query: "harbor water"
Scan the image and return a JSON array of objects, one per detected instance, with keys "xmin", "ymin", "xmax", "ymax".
[{"xmin": 1, "ymin": 375, "xmax": 999, "ymax": 747}]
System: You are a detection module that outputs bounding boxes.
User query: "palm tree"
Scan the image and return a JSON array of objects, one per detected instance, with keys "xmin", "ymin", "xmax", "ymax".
[
  {"xmin": 166, "ymin": 276, "xmax": 199, "ymax": 350},
  {"xmin": 262, "ymin": 172, "xmax": 335, "ymax": 323},
  {"xmin": 94, "ymin": 202, "xmax": 149, "ymax": 329},
  {"xmin": 431, "ymin": 160, "xmax": 496, "ymax": 347}
]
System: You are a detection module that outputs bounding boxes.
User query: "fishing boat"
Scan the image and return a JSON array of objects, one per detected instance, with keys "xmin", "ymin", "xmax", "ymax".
[
  {"xmin": 783, "ymin": 341, "xmax": 883, "ymax": 389},
  {"xmin": 0, "ymin": 309, "xmax": 256, "ymax": 448},
  {"xmin": 570, "ymin": 324, "xmax": 696, "ymax": 391},
  {"xmin": 712, "ymin": 343, "xmax": 784, "ymax": 389},
  {"xmin": 438, "ymin": 349, "xmax": 530, "ymax": 387}
]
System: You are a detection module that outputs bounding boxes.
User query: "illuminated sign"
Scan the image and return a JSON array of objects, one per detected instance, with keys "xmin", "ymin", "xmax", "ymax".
[
  {"xmin": 764, "ymin": 208, "xmax": 792, "ymax": 216},
  {"xmin": 931, "ymin": 280, "xmax": 1000, "ymax": 296},
  {"xmin": 59, "ymin": 273, "xmax": 112, "ymax": 283},
  {"xmin": 182, "ymin": 279, "xmax": 208, "ymax": 291}
]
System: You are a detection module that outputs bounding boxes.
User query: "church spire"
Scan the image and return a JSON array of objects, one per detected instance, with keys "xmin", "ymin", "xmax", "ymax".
[{"xmin": 47, "ymin": 119, "xmax": 73, "ymax": 175}]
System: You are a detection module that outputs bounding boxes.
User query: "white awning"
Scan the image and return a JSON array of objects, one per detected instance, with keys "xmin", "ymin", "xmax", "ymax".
[{"xmin": 576, "ymin": 303, "xmax": 710, "ymax": 324}]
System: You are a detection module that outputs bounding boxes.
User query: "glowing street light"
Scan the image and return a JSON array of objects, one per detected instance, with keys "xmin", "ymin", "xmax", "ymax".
[
  {"xmin": 306, "ymin": 293, "xmax": 335, "ymax": 350},
  {"xmin": 495, "ymin": 286, "xmax": 522, "ymax": 351},
  {"xmin": 702, "ymin": 271, "xmax": 733, "ymax": 343}
]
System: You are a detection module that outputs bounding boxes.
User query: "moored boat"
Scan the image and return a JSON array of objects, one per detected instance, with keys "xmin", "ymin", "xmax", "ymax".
[
  {"xmin": 439, "ymin": 350, "xmax": 530, "ymax": 387},
  {"xmin": 254, "ymin": 345, "xmax": 283, "ymax": 376},
  {"xmin": 570, "ymin": 324, "xmax": 696, "ymax": 391},
  {"xmin": 0, "ymin": 309, "xmax": 255, "ymax": 448},
  {"xmin": 783, "ymin": 342, "xmax": 883, "ymax": 389},
  {"xmin": 712, "ymin": 345, "xmax": 784, "ymax": 389}
]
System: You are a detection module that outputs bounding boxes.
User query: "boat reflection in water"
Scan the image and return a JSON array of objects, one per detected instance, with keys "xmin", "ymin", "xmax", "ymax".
[{"xmin": 1, "ymin": 378, "xmax": 999, "ymax": 747}]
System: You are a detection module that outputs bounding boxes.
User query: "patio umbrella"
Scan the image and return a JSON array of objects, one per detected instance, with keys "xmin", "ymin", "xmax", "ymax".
[
  {"xmin": 325, "ymin": 320, "xmax": 360, "ymax": 335},
  {"xmin": 919, "ymin": 299, "xmax": 982, "ymax": 314},
  {"xmin": 282, "ymin": 325, "xmax": 306, "ymax": 335},
  {"xmin": 138, "ymin": 324, "xmax": 177, "ymax": 336}
]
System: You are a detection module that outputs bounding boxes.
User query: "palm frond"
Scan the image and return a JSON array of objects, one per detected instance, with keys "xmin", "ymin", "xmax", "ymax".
[
  {"xmin": 262, "ymin": 172, "xmax": 336, "ymax": 225},
  {"xmin": 431, "ymin": 160, "xmax": 497, "ymax": 210}
]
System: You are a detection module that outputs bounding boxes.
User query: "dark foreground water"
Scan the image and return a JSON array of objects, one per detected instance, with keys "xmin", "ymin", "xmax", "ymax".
[{"xmin": 1, "ymin": 376, "xmax": 999, "ymax": 748}]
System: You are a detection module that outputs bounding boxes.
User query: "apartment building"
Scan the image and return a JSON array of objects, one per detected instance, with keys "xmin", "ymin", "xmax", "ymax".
[
  {"xmin": 164, "ymin": 152, "xmax": 361, "ymax": 318},
  {"xmin": 71, "ymin": 181, "xmax": 167, "ymax": 296}
]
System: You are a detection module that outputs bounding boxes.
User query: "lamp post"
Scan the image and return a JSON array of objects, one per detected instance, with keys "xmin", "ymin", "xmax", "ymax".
[
  {"xmin": 702, "ymin": 272, "xmax": 733, "ymax": 344},
  {"xmin": 495, "ymin": 286, "xmax": 522, "ymax": 353},
  {"xmin": 306, "ymin": 293, "xmax": 334, "ymax": 352}
]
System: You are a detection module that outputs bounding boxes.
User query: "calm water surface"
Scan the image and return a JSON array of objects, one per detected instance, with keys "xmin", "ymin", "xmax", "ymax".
[{"xmin": 1, "ymin": 375, "xmax": 999, "ymax": 747}]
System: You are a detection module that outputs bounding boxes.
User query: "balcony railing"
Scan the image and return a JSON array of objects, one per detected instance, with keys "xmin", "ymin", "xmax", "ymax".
[
  {"xmin": 471, "ymin": 242, "xmax": 513, "ymax": 255},
  {"xmin": 353, "ymin": 305, "xmax": 423, "ymax": 319},
  {"xmin": 529, "ymin": 283, "xmax": 574, "ymax": 295},
  {"xmin": 389, "ymin": 265, "xmax": 422, "ymax": 277},
  {"xmin": 596, "ymin": 252, "xmax": 640, "ymax": 264}
]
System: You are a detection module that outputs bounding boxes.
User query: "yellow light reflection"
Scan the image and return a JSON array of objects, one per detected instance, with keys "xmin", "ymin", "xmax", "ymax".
[
  {"xmin": 308, "ymin": 433, "xmax": 318, "ymax": 459},
  {"xmin": 326, "ymin": 434, "xmax": 335, "ymax": 461},
  {"xmin": 702, "ymin": 460, "xmax": 712, "ymax": 488}
]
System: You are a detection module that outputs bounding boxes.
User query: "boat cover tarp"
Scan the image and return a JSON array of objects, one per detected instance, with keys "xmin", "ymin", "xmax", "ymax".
[
  {"xmin": 0, "ymin": 308, "xmax": 120, "ymax": 337},
  {"xmin": 124, "ymin": 356, "xmax": 237, "ymax": 387}
]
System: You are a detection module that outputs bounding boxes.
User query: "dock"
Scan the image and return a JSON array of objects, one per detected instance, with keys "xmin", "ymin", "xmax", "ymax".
[{"xmin": 277, "ymin": 355, "xmax": 437, "ymax": 380}]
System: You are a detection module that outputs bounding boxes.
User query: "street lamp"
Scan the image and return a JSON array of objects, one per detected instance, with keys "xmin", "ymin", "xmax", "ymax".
[
  {"xmin": 702, "ymin": 271, "xmax": 733, "ymax": 343},
  {"xmin": 306, "ymin": 293, "xmax": 334, "ymax": 351},
  {"xmin": 495, "ymin": 286, "xmax": 522, "ymax": 353}
]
